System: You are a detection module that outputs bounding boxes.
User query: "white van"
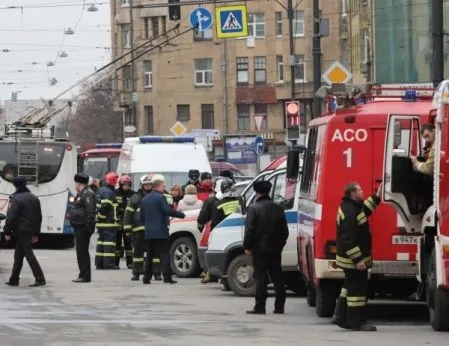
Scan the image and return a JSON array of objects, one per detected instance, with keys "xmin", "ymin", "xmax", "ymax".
[{"xmin": 116, "ymin": 136, "xmax": 211, "ymax": 187}]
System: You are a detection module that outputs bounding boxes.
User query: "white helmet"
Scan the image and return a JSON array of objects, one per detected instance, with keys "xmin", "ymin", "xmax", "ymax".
[
  {"xmin": 140, "ymin": 175, "xmax": 152, "ymax": 186},
  {"xmin": 151, "ymin": 174, "xmax": 165, "ymax": 184}
]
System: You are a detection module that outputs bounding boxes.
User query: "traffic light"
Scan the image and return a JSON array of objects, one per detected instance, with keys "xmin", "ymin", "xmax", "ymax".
[
  {"xmin": 168, "ymin": 0, "xmax": 180, "ymax": 21},
  {"xmin": 285, "ymin": 100, "xmax": 300, "ymax": 127}
]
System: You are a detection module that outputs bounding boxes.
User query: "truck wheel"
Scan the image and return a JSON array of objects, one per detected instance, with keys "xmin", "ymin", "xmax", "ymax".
[
  {"xmin": 316, "ymin": 280, "xmax": 338, "ymax": 318},
  {"xmin": 426, "ymin": 249, "xmax": 449, "ymax": 331},
  {"xmin": 170, "ymin": 237, "xmax": 199, "ymax": 278},
  {"xmin": 306, "ymin": 283, "xmax": 316, "ymax": 307},
  {"xmin": 285, "ymin": 275, "xmax": 307, "ymax": 296},
  {"xmin": 227, "ymin": 254, "xmax": 256, "ymax": 296}
]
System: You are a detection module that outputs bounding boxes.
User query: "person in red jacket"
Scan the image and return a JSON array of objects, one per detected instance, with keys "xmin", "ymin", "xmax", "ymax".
[{"xmin": 197, "ymin": 172, "xmax": 214, "ymax": 202}]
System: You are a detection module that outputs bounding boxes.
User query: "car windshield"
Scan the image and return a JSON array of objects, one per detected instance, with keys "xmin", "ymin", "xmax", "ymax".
[{"xmin": 82, "ymin": 157, "xmax": 120, "ymax": 180}]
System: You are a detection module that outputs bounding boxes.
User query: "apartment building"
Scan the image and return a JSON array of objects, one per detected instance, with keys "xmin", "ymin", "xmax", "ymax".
[{"xmin": 110, "ymin": 0, "xmax": 341, "ymax": 155}]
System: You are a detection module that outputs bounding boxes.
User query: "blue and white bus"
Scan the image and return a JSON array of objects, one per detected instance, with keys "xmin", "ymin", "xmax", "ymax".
[{"xmin": 0, "ymin": 138, "xmax": 78, "ymax": 245}]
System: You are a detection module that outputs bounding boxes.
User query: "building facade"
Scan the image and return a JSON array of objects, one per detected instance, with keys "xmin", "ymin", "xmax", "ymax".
[
  {"xmin": 110, "ymin": 0, "xmax": 341, "ymax": 157},
  {"xmin": 374, "ymin": 0, "xmax": 449, "ymax": 83},
  {"xmin": 339, "ymin": 0, "xmax": 374, "ymax": 84}
]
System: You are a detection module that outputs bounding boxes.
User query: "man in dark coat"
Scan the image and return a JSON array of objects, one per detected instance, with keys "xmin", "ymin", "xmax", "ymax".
[
  {"xmin": 182, "ymin": 169, "xmax": 200, "ymax": 192},
  {"xmin": 70, "ymin": 173, "xmax": 97, "ymax": 283},
  {"xmin": 140, "ymin": 174, "xmax": 185, "ymax": 284},
  {"xmin": 4, "ymin": 176, "xmax": 46, "ymax": 287},
  {"xmin": 243, "ymin": 180, "xmax": 288, "ymax": 315}
]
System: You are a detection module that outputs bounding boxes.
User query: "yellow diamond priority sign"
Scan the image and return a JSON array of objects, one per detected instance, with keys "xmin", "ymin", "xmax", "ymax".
[
  {"xmin": 322, "ymin": 61, "xmax": 352, "ymax": 85},
  {"xmin": 170, "ymin": 121, "xmax": 187, "ymax": 136}
]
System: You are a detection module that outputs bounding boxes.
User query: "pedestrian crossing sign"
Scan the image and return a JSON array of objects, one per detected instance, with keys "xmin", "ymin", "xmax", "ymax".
[{"xmin": 215, "ymin": 5, "xmax": 248, "ymax": 38}]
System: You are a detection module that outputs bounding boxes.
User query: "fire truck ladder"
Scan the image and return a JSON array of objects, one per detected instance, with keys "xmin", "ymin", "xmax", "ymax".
[{"xmin": 16, "ymin": 131, "xmax": 39, "ymax": 185}]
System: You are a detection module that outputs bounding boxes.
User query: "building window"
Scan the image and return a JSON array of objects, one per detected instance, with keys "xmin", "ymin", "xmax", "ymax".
[
  {"xmin": 143, "ymin": 60, "xmax": 152, "ymax": 88},
  {"xmin": 194, "ymin": 28, "xmax": 213, "ymax": 40},
  {"xmin": 275, "ymin": 12, "xmax": 282, "ymax": 36},
  {"xmin": 144, "ymin": 17, "xmax": 166, "ymax": 39},
  {"xmin": 151, "ymin": 17, "xmax": 159, "ymax": 37},
  {"xmin": 194, "ymin": 58, "xmax": 213, "ymax": 86},
  {"xmin": 341, "ymin": 0, "xmax": 348, "ymax": 16},
  {"xmin": 121, "ymin": 0, "xmax": 130, "ymax": 6},
  {"xmin": 161, "ymin": 16, "xmax": 166, "ymax": 34},
  {"xmin": 177, "ymin": 104, "xmax": 190, "ymax": 121},
  {"xmin": 276, "ymin": 55, "xmax": 284, "ymax": 82},
  {"xmin": 294, "ymin": 54, "xmax": 305, "ymax": 82},
  {"xmin": 145, "ymin": 106, "xmax": 154, "ymax": 134},
  {"xmin": 293, "ymin": 11, "xmax": 305, "ymax": 37},
  {"xmin": 362, "ymin": 28, "xmax": 370, "ymax": 62},
  {"xmin": 254, "ymin": 56, "xmax": 267, "ymax": 83},
  {"xmin": 248, "ymin": 13, "xmax": 265, "ymax": 38},
  {"xmin": 201, "ymin": 104, "xmax": 214, "ymax": 129},
  {"xmin": 236, "ymin": 57, "xmax": 249, "ymax": 84},
  {"xmin": 254, "ymin": 104, "xmax": 267, "ymax": 130},
  {"xmin": 237, "ymin": 104, "xmax": 250, "ymax": 131},
  {"xmin": 123, "ymin": 65, "xmax": 133, "ymax": 90},
  {"xmin": 122, "ymin": 24, "xmax": 132, "ymax": 49}
]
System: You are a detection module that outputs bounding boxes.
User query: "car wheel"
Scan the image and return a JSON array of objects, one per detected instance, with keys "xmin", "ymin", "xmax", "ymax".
[
  {"xmin": 427, "ymin": 249, "xmax": 449, "ymax": 331},
  {"xmin": 170, "ymin": 237, "xmax": 199, "ymax": 278},
  {"xmin": 227, "ymin": 254, "xmax": 256, "ymax": 297},
  {"xmin": 316, "ymin": 279, "xmax": 338, "ymax": 318}
]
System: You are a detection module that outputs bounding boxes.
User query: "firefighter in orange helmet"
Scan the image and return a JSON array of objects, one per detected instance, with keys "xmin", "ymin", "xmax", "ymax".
[
  {"xmin": 115, "ymin": 175, "xmax": 135, "ymax": 268},
  {"xmin": 95, "ymin": 172, "xmax": 121, "ymax": 269}
]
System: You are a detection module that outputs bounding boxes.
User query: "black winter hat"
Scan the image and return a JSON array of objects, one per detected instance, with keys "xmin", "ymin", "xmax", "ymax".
[
  {"xmin": 219, "ymin": 170, "xmax": 234, "ymax": 181},
  {"xmin": 13, "ymin": 176, "xmax": 27, "ymax": 188},
  {"xmin": 253, "ymin": 180, "xmax": 272, "ymax": 194},
  {"xmin": 201, "ymin": 172, "xmax": 212, "ymax": 181},
  {"xmin": 74, "ymin": 173, "xmax": 89, "ymax": 184},
  {"xmin": 188, "ymin": 169, "xmax": 200, "ymax": 179}
]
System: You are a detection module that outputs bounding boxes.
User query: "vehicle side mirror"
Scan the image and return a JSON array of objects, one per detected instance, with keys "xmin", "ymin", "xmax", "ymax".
[
  {"xmin": 0, "ymin": 213, "xmax": 6, "ymax": 221},
  {"xmin": 287, "ymin": 149, "xmax": 300, "ymax": 179},
  {"xmin": 240, "ymin": 196, "xmax": 247, "ymax": 216},
  {"xmin": 393, "ymin": 120, "xmax": 402, "ymax": 148}
]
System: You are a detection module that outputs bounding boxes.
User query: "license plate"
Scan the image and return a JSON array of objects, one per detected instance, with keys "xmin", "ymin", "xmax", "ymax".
[{"xmin": 392, "ymin": 235, "xmax": 420, "ymax": 245}]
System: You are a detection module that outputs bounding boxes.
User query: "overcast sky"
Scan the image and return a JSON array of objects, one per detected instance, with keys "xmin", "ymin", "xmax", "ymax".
[{"xmin": 0, "ymin": 0, "xmax": 111, "ymax": 103}]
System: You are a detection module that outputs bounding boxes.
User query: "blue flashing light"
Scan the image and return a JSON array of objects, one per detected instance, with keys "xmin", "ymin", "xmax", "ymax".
[
  {"xmin": 139, "ymin": 136, "xmax": 196, "ymax": 144},
  {"xmin": 95, "ymin": 143, "xmax": 122, "ymax": 149},
  {"xmin": 402, "ymin": 89, "xmax": 417, "ymax": 102}
]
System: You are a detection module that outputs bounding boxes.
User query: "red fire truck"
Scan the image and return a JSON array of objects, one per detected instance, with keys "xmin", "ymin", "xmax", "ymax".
[
  {"xmin": 296, "ymin": 85, "xmax": 434, "ymax": 319},
  {"xmin": 380, "ymin": 82, "xmax": 449, "ymax": 331},
  {"xmin": 79, "ymin": 143, "xmax": 122, "ymax": 179}
]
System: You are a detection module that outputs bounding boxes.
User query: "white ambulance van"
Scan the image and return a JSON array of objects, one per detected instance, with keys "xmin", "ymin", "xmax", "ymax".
[{"xmin": 116, "ymin": 136, "xmax": 211, "ymax": 187}]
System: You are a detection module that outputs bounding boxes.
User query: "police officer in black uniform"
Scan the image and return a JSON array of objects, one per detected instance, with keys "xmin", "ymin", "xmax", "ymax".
[
  {"xmin": 4, "ymin": 176, "xmax": 46, "ymax": 287},
  {"xmin": 243, "ymin": 180, "xmax": 289, "ymax": 315},
  {"xmin": 70, "ymin": 173, "xmax": 97, "ymax": 283},
  {"xmin": 333, "ymin": 182, "xmax": 381, "ymax": 332}
]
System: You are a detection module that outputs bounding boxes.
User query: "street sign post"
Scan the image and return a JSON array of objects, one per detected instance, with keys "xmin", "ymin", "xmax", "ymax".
[
  {"xmin": 254, "ymin": 136, "xmax": 264, "ymax": 173},
  {"xmin": 189, "ymin": 7, "xmax": 213, "ymax": 31},
  {"xmin": 215, "ymin": 5, "xmax": 248, "ymax": 38}
]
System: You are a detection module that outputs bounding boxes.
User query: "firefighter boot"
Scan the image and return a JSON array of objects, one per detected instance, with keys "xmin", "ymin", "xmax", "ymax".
[
  {"xmin": 131, "ymin": 274, "xmax": 139, "ymax": 281},
  {"xmin": 200, "ymin": 272, "xmax": 211, "ymax": 284},
  {"xmin": 332, "ymin": 296, "xmax": 348, "ymax": 328}
]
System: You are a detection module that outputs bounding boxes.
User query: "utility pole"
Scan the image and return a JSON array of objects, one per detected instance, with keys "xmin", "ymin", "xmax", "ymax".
[
  {"xmin": 288, "ymin": 0, "xmax": 295, "ymax": 101},
  {"xmin": 432, "ymin": 0, "xmax": 444, "ymax": 87},
  {"xmin": 312, "ymin": 0, "xmax": 321, "ymax": 119}
]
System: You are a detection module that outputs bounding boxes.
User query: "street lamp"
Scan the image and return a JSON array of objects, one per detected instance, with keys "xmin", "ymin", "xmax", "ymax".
[
  {"xmin": 58, "ymin": 51, "xmax": 68, "ymax": 58},
  {"xmin": 47, "ymin": 61, "xmax": 55, "ymax": 67},
  {"xmin": 64, "ymin": 28, "xmax": 75, "ymax": 35},
  {"xmin": 87, "ymin": 4, "xmax": 98, "ymax": 12}
]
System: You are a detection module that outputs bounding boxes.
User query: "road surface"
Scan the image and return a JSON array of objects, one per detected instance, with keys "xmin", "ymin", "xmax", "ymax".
[{"xmin": 0, "ymin": 244, "xmax": 446, "ymax": 346}]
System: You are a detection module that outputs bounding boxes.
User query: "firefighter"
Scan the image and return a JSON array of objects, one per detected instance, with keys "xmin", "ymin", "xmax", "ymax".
[
  {"xmin": 200, "ymin": 177, "xmax": 240, "ymax": 284},
  {"xmin": 411, "ymin": 123, "xmax": 435, "ymax": 176},
  {"xmin": 115, "ymin": 175, "xmax": 135, "ymax": 269},
  {"xmin": 95, "ymin": 172, "xmax": 121, "ymax": 270},
  {"xmin": 124, "ymin": 175, "xmax": 153, "ymax": 281},
  {"xmin": 332, "ymin": 182, "xmax": 382, "ymax": 332}
]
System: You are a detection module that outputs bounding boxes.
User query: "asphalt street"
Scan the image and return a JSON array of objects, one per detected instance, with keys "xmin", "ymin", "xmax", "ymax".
[{"xmin": 0, "ymin": 242, "xmax": 446, "ymax": 346}]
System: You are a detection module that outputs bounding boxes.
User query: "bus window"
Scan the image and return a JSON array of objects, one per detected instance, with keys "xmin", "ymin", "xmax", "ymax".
[{"xmin": 0, "ymin": 142, "xmax": 66, "ymax": 184}]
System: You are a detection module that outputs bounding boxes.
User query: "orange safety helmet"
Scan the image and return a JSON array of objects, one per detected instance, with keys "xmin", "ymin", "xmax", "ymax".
[
  {"xmin": 118, "ymin": 175, "xmax": 132, "ymax": 186},
  {"xmin": 104, "ymin": 172, "xmax": 118, "ymax": 186}
]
